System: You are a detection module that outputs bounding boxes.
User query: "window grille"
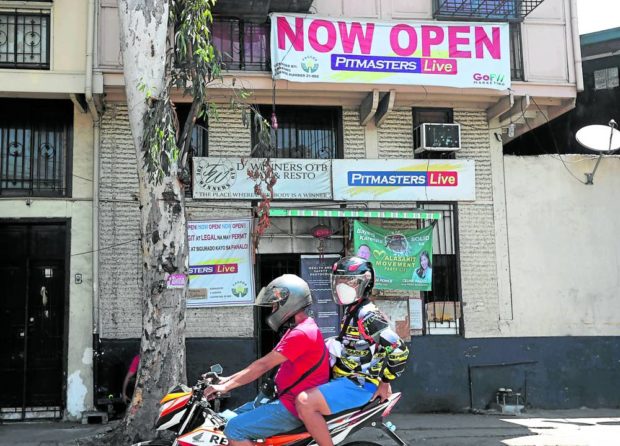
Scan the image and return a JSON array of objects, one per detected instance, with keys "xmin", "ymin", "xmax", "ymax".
[
  {"xmin": 0, "ymin": 10, "xmax": 50, "ymax": 69},
  {"xmin": 252, "ymin": 106, "xmax": 343, "ymax": 159},
  {"xmin": 509, "ymin": 23, "xmax": 524, "ymax": 81},
  {"xmin": 0, "ymin": 100, "xmax": 72, "ymax": 196},
  {"xmin": 212, "ymin": 18, "xmax": 270, "ymax": 71},
  {"xmin": 433, "ymin": 0, "xmax": 545, "ymax": 21},
  {"xmin": 418, "ymin": 203, "xmax": 462, "ymax": 335}
]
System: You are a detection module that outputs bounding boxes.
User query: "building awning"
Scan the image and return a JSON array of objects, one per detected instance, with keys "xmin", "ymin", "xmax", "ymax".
[
  {"xmin": 269, "ymin": 208, "xmax": 442, "ymax": 220},
  {"xmin": 434, "ymin": 0, "xmax": 546, "ymax": 22}
]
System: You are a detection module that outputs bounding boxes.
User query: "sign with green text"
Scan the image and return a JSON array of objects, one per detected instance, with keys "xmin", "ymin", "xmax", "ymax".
[{"xmin": 353, "ymin": 221, "xmax": 434, "ymax": 291}]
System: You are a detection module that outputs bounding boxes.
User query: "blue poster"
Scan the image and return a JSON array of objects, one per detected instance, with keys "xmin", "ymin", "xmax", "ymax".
[{"xmin": 300, "ymin": 255, "xmax": 341, "ymax": 337}]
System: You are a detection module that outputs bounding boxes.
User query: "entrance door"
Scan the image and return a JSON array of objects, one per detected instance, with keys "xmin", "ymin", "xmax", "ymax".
[
  {"xmin": 256, "ymin": 254, "xmax": 300, "ymax": 357},
  {"xmin": 0, "ymin": 223, "xmax": 66, "ymax": 419}
]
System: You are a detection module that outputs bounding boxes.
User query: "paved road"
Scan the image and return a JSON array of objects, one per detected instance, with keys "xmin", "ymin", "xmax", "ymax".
[{"xmin": 1, "ymin": 409, "xmax": 619, "ymax": 445}]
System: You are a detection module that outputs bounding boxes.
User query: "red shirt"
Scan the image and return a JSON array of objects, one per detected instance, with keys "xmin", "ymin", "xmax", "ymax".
[
  {"xmin": 128, "ymin": 355, "xmax": 140, "ymax": 374},
  {"xmin": 274, "ymin": 317, "xmax": 329, "ymax": 417}
]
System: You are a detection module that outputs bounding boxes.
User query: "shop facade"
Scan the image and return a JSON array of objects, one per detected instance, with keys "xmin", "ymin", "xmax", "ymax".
[{"xmin": 93, "ymin": 0, "xmax": 620, "ymax": 415}]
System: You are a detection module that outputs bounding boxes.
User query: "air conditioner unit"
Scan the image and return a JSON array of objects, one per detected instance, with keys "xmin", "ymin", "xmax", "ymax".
[{"xmin": 414, "ymin": 123, "xmax": 461, "ymax": 153}]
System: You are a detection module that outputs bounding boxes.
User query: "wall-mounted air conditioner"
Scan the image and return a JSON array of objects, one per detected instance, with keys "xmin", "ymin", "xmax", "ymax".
[{"xmin": 414, "ymin": 123, "xmax": 461, "ymax": 153}]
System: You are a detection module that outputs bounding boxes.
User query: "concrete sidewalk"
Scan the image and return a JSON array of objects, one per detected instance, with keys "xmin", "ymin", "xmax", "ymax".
[{"xmin": 1, "ymin": 409, "xmax": 619, "ymax": 446}]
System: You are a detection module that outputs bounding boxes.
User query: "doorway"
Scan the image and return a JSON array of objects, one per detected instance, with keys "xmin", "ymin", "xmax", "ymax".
[
  {"xmin": 0, "ymin": 222, "xmax": 67, "ymax": 419},
  {"xmin": 256, "ymin": 254, "xmax": 300, "ymax": 357}
]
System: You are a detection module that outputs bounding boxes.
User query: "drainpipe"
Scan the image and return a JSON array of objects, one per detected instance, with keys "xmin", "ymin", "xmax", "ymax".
[
  {"xmin": 85, "ymin": 0, "xmax": 101, "ymax": 387},
  {"xmin": 570, "ymin": 0, "xmax": 584, "ymax": 91}
]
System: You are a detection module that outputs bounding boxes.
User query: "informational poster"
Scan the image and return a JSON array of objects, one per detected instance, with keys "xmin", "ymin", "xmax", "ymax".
[
  {"xmin": 300, "ymin": 255, "xmax": 341, "ymax": 337},
  {"xmin": 353, "ymin": 221, "xmax": 434, "ymax": 291},
  {"xmin": 193, "ymin": 157, "xmax": 332, "ymax": 200},
  {"xmin": 271, "ymin": 14, "xmax": 510, "ymax": 90},
  {"xmin": 409, "ymin": 297, "xmax": 424, "ymax": 331},
  {"xmin": 332, "ymin": 159, "xmax": 475, "ymax": 202},
  {"xmin": 187, "ymin": 219, "xmax": 254, "ymax": 307}
]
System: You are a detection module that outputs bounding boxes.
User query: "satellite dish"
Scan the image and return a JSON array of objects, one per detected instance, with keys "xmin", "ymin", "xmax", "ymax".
[{"xmin": 576, "ymin": 122, "xmax": 620, "ymax": 152}]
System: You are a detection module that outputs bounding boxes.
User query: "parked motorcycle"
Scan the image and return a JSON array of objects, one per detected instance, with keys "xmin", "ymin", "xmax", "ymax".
[{"xmin": 132, "ymin": 364, "xmax": 407, "ymax": 446}]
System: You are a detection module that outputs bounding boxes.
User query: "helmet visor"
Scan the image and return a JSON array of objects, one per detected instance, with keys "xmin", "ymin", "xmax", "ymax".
[
  {"xmin": 331, "ymin": 274, "xmax": 370, "ymax": 305},
  {"xmin": 254, "ymin": 285, "xmax": 289, "ymax": 307}
]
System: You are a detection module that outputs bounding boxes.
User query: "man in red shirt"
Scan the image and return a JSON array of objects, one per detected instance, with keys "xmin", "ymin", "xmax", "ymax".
[{"xmin": 204, "ymin": 274, "xmax": 329, "ymax": 446}]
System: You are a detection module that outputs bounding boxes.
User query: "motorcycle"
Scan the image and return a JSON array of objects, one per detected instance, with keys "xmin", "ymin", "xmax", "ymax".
[{"xmin": 132, "ymin": 364, "xmax": 408, "ymax": 446}]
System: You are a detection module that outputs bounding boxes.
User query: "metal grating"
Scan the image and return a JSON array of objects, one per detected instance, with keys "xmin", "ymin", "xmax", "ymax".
[
  {"xmin": 433, "ymin": 0, "xmax": 546, "ymax": 22},
  {"xmin": 0, "ymin": 11, "xmax": 50, "ymax": 69}
]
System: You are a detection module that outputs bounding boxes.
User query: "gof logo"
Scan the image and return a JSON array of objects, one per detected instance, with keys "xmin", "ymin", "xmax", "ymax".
[
  {"xmin": 232, "ymin": 281, "xmax": 249, "ymax": 298},
  {"xmin": 472, "ymin": 72, "xmax": 506, "ymax": 85},
  {"xmin": 195, "ymin": 159, "xmax": 237, "ymax": 192},
  {"xmin": 301, "ymin": 56, "xmax": 319, "ymax": 73}
]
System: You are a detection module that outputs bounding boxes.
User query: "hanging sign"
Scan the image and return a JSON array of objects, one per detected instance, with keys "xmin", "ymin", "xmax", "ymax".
[
  {"xmin": 193, "ymin": 157, "xmax": 332, "ymax": 200},
  {"xmin": 353, "ymin": 221, "xmax": 434, "ymax": 291},
  {"xmin": 300, "ymin": 255, "xmax": 341, "ymax": 337},
  {"xmin": 187, "ymin": 219, "xmax": 254, "ymax": 307},
  {"xmin": 271, "ymin": 14, "xmax": 510, "ymax": 90},
  {"xmin": 332, "ymin": 159, "xmax": 475, "ymax": 201}
]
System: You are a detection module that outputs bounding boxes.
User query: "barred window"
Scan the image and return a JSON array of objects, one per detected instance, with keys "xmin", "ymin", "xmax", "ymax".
[
  {"xmin": 212, "ymin": 18, "xmax": 270, "ymax": 71},
  {"xmin": 252, "ymin": 106, "xmax": 343, "ymax": 159},
  {"xmin": 0, "ymin": 10, "xmax": 50, "ymax": 69},
  {"xmin": 0, "ymin": 100, "xmax": 72, "ymax": 196}
]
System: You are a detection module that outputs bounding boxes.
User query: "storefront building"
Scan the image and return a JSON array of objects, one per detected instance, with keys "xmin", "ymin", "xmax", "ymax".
[
  {"xmin": 92, "ymin": 0, "xmax": 620, "ymax": 415},
  {"xmin": 0, "ymin": 0, "xmax": 99, "ymax": 420}
]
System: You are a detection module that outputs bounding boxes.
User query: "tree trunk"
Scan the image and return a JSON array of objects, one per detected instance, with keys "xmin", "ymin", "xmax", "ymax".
[{"xmin": 117, "ymin": 0, "xmax": 188, "ymax": 442}]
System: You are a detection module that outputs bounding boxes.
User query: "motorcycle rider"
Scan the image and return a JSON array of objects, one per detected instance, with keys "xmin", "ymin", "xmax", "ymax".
[
  {"xmin": 295, "ymin": 256, "xmax": 410, "ymax": 446},
  {"xmin": 203, "ymin": 274, "xmax": 329, "ymax": 446}
]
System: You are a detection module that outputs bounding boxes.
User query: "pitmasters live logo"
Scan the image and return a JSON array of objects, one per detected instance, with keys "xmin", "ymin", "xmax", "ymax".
[{"xmin": 347, "ymin": 170, "xmax": 458, "ymax": 187}]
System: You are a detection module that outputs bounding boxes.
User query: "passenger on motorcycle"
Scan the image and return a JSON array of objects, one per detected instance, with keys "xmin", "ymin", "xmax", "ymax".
[
  {"xmin": 203, "ymin": 274, "xmax": 330, "ymax": 446},
  {"xmin": 295, "ymin": 256, "xmax": 410, "ymax": 446}
]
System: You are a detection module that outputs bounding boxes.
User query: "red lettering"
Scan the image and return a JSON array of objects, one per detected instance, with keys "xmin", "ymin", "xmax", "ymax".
[
  {"xmin": 421, "ymin": 26, "xmax": 444, "ymax": 57},
  {"xmin": 448, "ymin": 26, "xmax": 471, "ymax": 58},
  {"xmin": 390, "ymin": 24, "xmax": 417, "ymax": 56},
  {"xmin": 277, "ymin": 16, "xmax": 304, "ymax": 51},
  {"xmin": 475, "ymin": 26, "xmax": 501, "ymax": 59},
  {"xmin": 308, "ymin": 19, "xmax": 337, "ymax": 53},
  {"xmin": 338, "ymin": 21, "xmax": 374, "ymax": 54}
]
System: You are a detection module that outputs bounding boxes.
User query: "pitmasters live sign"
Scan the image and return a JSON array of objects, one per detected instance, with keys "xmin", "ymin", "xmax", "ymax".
[{"xmin": 271, "ymin": 14, "xmax": 510, "ymax": 90}]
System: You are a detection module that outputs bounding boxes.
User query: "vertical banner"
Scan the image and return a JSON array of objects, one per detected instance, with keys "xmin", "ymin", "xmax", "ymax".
[
  {"xmin": 300, "ymin": 255, "xmax": 341, "ymax": 337},
  {"xmin": 187, "ymin": 219, "xmax": 255, "ymax": 307},
  {"xmin": 353, "ymin": 221, "xmax": 434, "ymax": 291}
]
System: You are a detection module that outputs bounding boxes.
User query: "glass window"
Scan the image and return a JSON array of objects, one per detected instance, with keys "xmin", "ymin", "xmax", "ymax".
[
  {"xmin": 594, "ymin": 67, "xmax": 619, "ymax": 90},
  {"xmin": 0, "ymin": 100, "xmax": 72, "ymax": 196},
  {"xmin": 252, "ymin": 106, "xmax": 342, "ymax": 159},
  {"xmin": 212, "ymin": 18, "xmax": 270, "ymax": 71},
  {"xmin": 0, "ymin": 11, "xmax": 50, "ymax": 69},
  {"xmin": 417, "ymin": 203, "xmax": 462, "ymax": 336}
]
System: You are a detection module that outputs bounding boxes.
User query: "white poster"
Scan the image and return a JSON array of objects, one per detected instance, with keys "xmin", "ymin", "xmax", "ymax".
[
  {"xmin": 187, "ymin": 219, "xmax": 254, "ymax": 307},
  {"xmin": 271, "ymin": 14, "xmax": 510, "ymax": 90},
  {"xmin": 332, "ymin": 159, "xmax": 475, "ymax": 201},
  {"xmin": 193, "ymin": 157, "xmax": 332, "ymax": 200}
]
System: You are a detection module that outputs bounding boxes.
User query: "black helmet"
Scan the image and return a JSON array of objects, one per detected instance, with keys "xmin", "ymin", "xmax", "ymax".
[
  {"xmin": 255, "ymin": 274, "xmax": 313, "ymax": 332},
  {"xmin": 331, "ymin": 256, "xmax": 375, "ymax": 305}
]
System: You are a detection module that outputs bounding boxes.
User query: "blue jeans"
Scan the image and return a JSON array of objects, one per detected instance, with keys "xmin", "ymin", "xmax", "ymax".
[{"xmin": 223, "ymin": 394, "xmax": 302, "ymax": 441}]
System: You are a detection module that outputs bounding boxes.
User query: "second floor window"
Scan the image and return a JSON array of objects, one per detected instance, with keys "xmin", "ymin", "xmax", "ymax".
[
  {"xmin": 252, "ymin": 106, "xmax": 343, "ymax": 159},
  {"xmin": 0, "ymin": 99, "xmax": 72, "ymax": 196},
  {"xmin": 0, "ymin": 10, "xmax": 50, "ymax": 69},
  {"xmin": 212, "ymin": 18, "xmax": 270, "ymax": 71}
]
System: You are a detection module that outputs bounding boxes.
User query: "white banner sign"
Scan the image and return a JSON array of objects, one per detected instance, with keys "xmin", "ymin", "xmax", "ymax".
[
  {"xmin": 193, "ymin": 157, "xmax": 332, "ymax": 199},
  {"xmin": 187, "ymin": 219, "xmax": 254, "ymax": 307},
  {"xmin": 332, "ymin": 159, "xmax": 476, "ymax": 201},
  {"xmin": 271, "ymin": 14, "xmax": 510, "ymax": 90}
]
